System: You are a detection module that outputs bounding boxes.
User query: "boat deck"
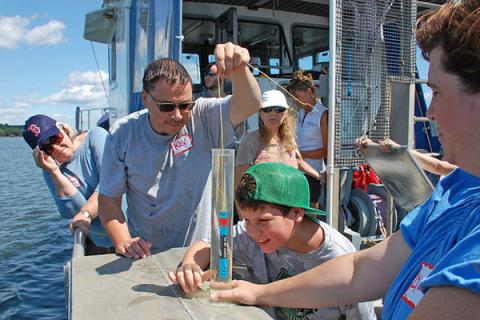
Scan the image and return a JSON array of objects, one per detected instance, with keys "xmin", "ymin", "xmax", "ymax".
[{"xmin": 68, "ymin": 248, "xmax": 273, "ymax": 319}]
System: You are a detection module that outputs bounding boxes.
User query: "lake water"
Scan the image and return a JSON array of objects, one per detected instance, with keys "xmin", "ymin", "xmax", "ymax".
[{"xmin": 0, "ymin": 137, "xmax": 71, "ymax": 319}]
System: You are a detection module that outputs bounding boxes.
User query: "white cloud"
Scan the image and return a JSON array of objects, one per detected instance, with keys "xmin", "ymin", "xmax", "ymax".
[
  {"xmin": 0, "ymin": 98, "xmax": 31, "ymax": 125},
  {"xmin": 0, "ymin": 16, "xmax": 30, "ymax": 48},
  {"xmin": 0, "ymin": 99, "xmax": 31, "ymax": 111},
  {"xmin": 0, "ymin": 70, "xmax": 108, "ymax": 125},
  {"xmin": 0, "ymin": 15, "xmax": 65, "ymax": 48},
  {"xmin": 11, "ymin": 100, "xmax": 31, "ymax": 109},
  {"xmin": 44, "ymin": 70, "xmax": 109, "ymax": 106},
  {"xmin": 50, "ymin": 113, "xmax": 73, "ymax": 124},
  {"xmin": 25, "ymin": 20, "xmax": 66, "ymax": 46},
  {"xmin": 65, "ymin": 70, "xmax": 108, "ymax": 86}
]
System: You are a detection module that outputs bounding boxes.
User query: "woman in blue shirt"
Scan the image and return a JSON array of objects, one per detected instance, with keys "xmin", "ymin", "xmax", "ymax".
[{"xmin": 23, "ymin": 114, "xmax": 113, "ymax": 255}]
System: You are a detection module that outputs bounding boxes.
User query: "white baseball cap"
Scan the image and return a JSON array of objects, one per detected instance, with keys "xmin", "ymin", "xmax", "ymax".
[{"xmin": 261, "ymin": 90, "xmax": 289, "ymax": 109}]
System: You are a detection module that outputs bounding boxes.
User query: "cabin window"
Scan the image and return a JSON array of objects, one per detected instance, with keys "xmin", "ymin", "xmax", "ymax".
[
  {"xmin": 298, "ymin": 56, "xmax": 313, "ymax": 71},
  {"xmin": 181, "ymin": 53, "xmax": 201, "ymax": 85},
  {"xmin": 269, "ymin": 58, "xmax": 280, "ymax": 75},
  {"xmin": 182, "ymin": 18, "xmax": 216, "ymax": 65},
  {"xmin": 238, "ymin": 21, "xmax": 290, "ymax": 76},
  {"xmin": 181, "ymin": 17, "xmax": 290, "ymax": 77},
  {"xmin": 316, "ymin": 50, "xmax": 330, "ymax": 63},
  {"xmin": 292, "ymin": 25, "xmax": 328, "ymax": 71}
]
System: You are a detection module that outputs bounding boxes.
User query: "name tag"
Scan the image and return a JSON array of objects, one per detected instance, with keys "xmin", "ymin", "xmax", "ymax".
[
  {"xmin": 402, "ymin": 262, "xmax": 434, "ymax": 308},
  {"xmin": 170, "ymin": 133, "xmax": 193, "ymax": 156}
]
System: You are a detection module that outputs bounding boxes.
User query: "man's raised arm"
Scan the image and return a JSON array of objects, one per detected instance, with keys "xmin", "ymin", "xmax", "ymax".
[{"xmin": 213, "ymin": 42, "xmax": 261, "ymax": 126}]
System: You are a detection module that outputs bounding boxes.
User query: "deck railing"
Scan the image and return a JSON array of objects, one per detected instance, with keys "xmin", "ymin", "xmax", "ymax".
[{"xmin": 75, "ymin": 106, "xmax": 113, "ymax": 132}]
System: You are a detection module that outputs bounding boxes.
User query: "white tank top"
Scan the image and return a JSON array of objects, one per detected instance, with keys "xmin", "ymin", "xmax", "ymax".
[{"xmin": 296, "ymin": 101, "xmax": 327, "ymax": 173}]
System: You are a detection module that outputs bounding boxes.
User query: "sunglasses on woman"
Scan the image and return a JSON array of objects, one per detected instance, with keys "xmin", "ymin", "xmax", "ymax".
[
  {"xmin": 41, "ymin": 132, "xmax": 64, "ymax": 155},
  {"xmin": 147, "ymin": 91, "xmax": 195, "ymax": 112},
  {"xmin": 204, "ymin": 71, "xmax": 215, "ymax": 77},
  {"xmin": 261, "ymin": 106, "xmax": 286, "ymax": 113}
]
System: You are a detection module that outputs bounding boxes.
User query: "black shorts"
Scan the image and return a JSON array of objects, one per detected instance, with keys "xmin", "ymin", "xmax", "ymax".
[
  {"xmin": 305, "ymin": 174, "xmax": 321, "ymax": 203},
  {"xmin": 85, "ymin": 237, "xmax": 116, "ymax": 256}
]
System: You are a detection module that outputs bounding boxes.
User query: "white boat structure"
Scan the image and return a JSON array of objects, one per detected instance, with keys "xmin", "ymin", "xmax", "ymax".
[{"xmin": 66, "ymin": 0, "xmax": 445, "ymax": 319}]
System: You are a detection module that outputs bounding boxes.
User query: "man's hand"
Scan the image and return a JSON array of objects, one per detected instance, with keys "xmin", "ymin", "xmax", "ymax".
[
  {"xmin": 210, "ymin": 280, "xmax": 265, "ymax": 305},
  {"xmin": 213, "ymin": 42, "xmax": 250, "ymax": 79},
  {"xmin": 115, "ymin": 237, "xmax": 152, "ymax": 259},
  {"xmin": 69, "ymin": 212, "xmax": 91, "ymax": 236},
  {"xmin": 33, "ymin": 147, "xmax": 59, "ymax": 173},
  {"xmin": 168, "ymin": 263, "xmax": 211, "ymax": 293}
]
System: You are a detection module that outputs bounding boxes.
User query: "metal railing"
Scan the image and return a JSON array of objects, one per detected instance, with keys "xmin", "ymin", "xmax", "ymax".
[
  {"xmin": 65, "ymin": 228, "xmax": 86, "ymax": 319},
  {"xmin": 72, "ymin": 228, "xmax": 86, "ymax": 258},
  {"xmin": 75, "ymin": 106, "xmax": 113, "ymax": 132}
]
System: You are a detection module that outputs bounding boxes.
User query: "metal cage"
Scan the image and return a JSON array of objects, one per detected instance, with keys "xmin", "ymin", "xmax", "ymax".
[{"xmin": 333, "ymin": 0, "xmax": 417, "ymax": 168}]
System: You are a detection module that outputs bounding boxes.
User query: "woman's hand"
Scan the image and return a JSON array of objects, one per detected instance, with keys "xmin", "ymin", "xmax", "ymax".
[
  {"xmin": 356, "ymin": 137, "xmax": 400, "ymax": 153},
  {"xmin": 210, "ymin": 280, "xmax": 265, "ymax": 305},
  {"xmin": 355, "ymin": 137, "xmax": 373, "ymax": 150},
  {"xmin": 296, "ymin": 150, "xmax": 322, "ymax": 181},
  {"xmin": 378, "ymin": 138, "xmax": 400, "ymax": 152},
  {"xmin": 69, "ymin": 212, "xmax": 91, "ymax": 236},
  {"xmin": 168, "ymin": 263, "xmax": 211, "ymax": 293},
  {"xmin": 33, "ymin": 147, "xmax": 59, "ymax": 173}
]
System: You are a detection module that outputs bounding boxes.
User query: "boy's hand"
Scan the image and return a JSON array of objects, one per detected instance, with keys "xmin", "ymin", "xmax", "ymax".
[
  {"xmin": 210, "ymin": 279, "xmax": 265, "ymax": 305},
  {"xmin": 168, "ymin": 263, "xmax": 210, "ymax": 293}
]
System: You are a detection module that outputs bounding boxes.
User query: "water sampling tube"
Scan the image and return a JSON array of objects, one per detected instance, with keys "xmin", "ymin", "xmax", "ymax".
[{"xmin": 210, "ymin": 149, "xmax": 235, "ymax": 293}]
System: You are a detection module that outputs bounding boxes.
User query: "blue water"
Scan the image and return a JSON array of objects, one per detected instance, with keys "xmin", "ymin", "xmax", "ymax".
[{"xmin": 0, "ymin": 137, "xmax": 71, "ymax": 319}]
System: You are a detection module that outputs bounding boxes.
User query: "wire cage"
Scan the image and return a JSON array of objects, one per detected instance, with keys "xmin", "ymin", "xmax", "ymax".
[{"xmin": 334, "ymin": 0, "xmax": 417, "ymax": 167}]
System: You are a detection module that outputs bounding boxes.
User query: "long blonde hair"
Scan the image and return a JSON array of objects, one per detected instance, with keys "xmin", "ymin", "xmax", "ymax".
[{"xmin": 258, "ymin": 108, "xmax": 297, "ymax": 153}]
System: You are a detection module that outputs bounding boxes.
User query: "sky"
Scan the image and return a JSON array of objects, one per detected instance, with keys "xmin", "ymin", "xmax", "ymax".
[{"xmin": 0, "ymin": 1, "xmax": 108, "ymax": 125}]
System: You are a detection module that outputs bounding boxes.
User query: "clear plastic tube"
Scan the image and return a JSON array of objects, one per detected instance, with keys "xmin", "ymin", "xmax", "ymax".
[{"xmin": 210, "ymin": 148, "xmax": 235, "ymax": 293}]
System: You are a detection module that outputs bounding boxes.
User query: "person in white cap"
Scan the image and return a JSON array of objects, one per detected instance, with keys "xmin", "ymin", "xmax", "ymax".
[{"xmin": 235, "ymin": 89, "xmax": 320, "ymax": 188}]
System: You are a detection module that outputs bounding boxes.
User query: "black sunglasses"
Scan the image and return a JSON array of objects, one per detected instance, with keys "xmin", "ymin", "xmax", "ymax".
[
  {"xmin": 41, "ymin": 132, "xmax": 64, "ymax": 155},
  {"xmin": 204, "ymin": 71, "xmax": 215, "ymax": 77},
  {"xmin": 147, "ymin": 91, "xmax": 195, "ymax": 112},
  {"xmin": 261, "ymin": 106, "xmax": 286, "ymax": 113}
]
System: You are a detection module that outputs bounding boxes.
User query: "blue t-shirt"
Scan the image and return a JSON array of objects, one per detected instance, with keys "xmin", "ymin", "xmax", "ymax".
[
  {"xmin": 43, "ymin": 127, "xmax": 112, "ymax": 247},
  {"xmin": 382, "ymin": 168, "xmax": 480, "ymax": 319}
]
